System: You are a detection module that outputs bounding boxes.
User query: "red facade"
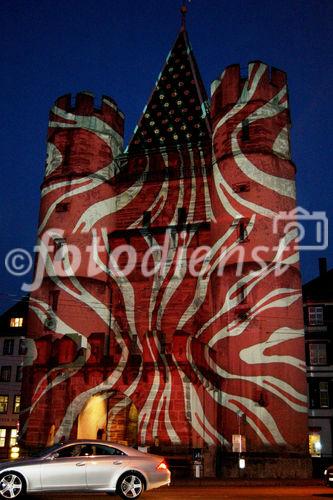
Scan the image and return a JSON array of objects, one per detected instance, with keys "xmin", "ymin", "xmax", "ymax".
[{"xmin": 20, "ymin": 27, "xmax": 309, "ymax": 475}]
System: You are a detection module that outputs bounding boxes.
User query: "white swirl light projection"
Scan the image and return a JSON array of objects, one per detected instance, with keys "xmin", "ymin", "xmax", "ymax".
[{"xmin": 21, "ymin": 29, "xmax": 308, "ymax": 471}]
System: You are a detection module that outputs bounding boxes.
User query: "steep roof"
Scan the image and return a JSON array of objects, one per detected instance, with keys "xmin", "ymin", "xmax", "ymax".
[
  {"xmin": 303, "ymin": 268, "xmax": 333, "ymax": 301},
  {"xmin": 127, "ymin": 28, "xmax": 211, "ymax": 153},
  {"xmin": 0, "ymin": 298, "xmax": 29, "ymax": 337}
]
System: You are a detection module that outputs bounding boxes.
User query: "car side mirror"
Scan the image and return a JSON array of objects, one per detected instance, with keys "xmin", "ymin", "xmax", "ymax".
[{"xmin": 48, "ymin": 452, "xmax": 59, "ymax": 460}]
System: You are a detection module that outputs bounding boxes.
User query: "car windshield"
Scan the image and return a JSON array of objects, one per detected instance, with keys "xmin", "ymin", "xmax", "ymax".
[{"xmin": 30, "ymin": 444, "xmax": 62, "ymax": 458}]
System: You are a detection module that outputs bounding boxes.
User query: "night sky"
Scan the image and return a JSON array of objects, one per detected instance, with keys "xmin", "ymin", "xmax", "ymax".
[{"xmin": 0, "ymin": 0, "xmax": 332, "ymax": 312}]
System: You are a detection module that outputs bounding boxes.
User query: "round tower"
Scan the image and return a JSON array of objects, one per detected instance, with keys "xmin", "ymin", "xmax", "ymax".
[
  {"xmin": 21, "ymin": 92, "xmax": 124, "ymax": 447},
  {"xmin": 208, "ymin": 61, "xmax": 309, "ymax": 471}
]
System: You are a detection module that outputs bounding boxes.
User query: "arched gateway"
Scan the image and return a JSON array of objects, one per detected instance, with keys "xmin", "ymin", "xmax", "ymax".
[{"xmin": 77, "ymin": 392, "xmax": 138, "ymax": 446}]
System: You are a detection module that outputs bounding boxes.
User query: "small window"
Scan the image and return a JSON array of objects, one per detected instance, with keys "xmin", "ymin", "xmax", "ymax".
[
  {"xmin": 0, "ymin": 396, "xmax": 9, "ymax": 414},
  {"xmin": 91, "ymin": 344, "xmax": 101, "ymax": 359},
  {"xmin": 18, "ymin": 339, "xmax": 27, "ymax": 355},
  {"xmin": 55, "ymin": 203, "xmax": 69, "ymax": 213},
  {"xmin": 239, "ymin": 284, "xmax": 246, "ymax": 303},
  {"xmin": 309, "ymin": 343, "xmax": 327, "ymax": 365},
  {"xmin": 63, "ymin": 131, "xmax": 73, "ymax": 166},
  {"xmin": 308, "ymin": 306, "xmax": 323, "ymax": 325},
  {"xmin": 54, "ymin": 237, "xmax": 65, "ymax": 249},
  {"xmin": 0, "ymin": 429, "xmax": 6, "ymax": 447},
  {"xmin": 241, "ymin": 119, "xmax": 249, "ymax": 141},
  {"xmin": 13, "ymin": 396, "xmax": 20, "ymax": 414},
  {"xmin": 142, "ymin": 211, "xmax": 151, "ymax": 227},
  {"xmin": 54, "ymin": 238, "xmax": 66, "ymax": 261},
  {"xmin": 0, "ymin": 367, "xmax": 11, "ymax": 383},
  {"xmin": 49, "ymin": 290, "xmax": 60, "ymax": 312},
  {"xmin": 319, "ymin": 381, "xmax": 329, "ymax": 408},
  {"xmin": 10, "ymin": 318, "xmax": 23, "ymax": 328},
  {"xmin": 178, "ymin": 207, "xmax": 187, "ymax": 225},
  {"xmin": 3, "ymin": 339, "xmax": 14, "ymax": 355},
  {"xmin": 9, "ymin": 429, "xmax": 18, "ymax": 447},
  {"xmin": 238, "ymin": 220, "xmax": 248, "ymax": 242},
  {"xmin": 237, "ymin": 310, "xmax": 248, "ymax": 321},
  {"xmin": 16, "ymin": 366, "xmax": 23, "ymax": 382},
  {"xmin": 233, "ymin": 183, "xmax": 250, "ymax": 194}
]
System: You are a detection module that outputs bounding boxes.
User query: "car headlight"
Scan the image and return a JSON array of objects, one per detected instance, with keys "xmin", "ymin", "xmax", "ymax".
[{"xmin": 324, "ymin": 469, "xmax": 327, "ymax": 475}]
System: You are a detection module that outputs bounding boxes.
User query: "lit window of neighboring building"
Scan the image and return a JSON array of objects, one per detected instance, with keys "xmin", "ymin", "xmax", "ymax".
[
  {"xmin": 0, "ymin": 396, "xmax": 8, "ymax": 414},
  {"xmin": 16, "ymin": 366, "xmax": 23, "ymax": 382},
  {"xmin": 9, "ymin": 429, "xmax": 18, "ymax": 447},
  {"xmin": 319, "ymin": 381, "xmax": 330, "ymax": 408},
  {"xmin": 0, "ymin": 429, "xmax": 6, "ymax": 447},
  {"xmin": 10, "ymin": 318, "xmax": 23, "ymax": 328},
  {"xmin": 309, "ymin": 432, "xmax": 322, "ymax": 457},
  {"xmin": 13, "ymin": 396, "xmax": 20, "ymax": 414},
  {"xmin": 3, "ymin": 339, "xmax": 14, "ymax": 355},
  {"xmin": 0, "ymin": 367, "xmax": 11, "ymax": 383},
  {"xmin": 308, "ymin": 306, "xmax": 324, "ymax": 325},
  {"xmin": 309, "ymin": 343, "xmax": 327, "ymax": 365}
]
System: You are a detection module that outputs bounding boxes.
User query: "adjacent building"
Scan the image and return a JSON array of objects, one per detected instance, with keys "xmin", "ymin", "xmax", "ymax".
[
  {"xmin": 0, "ymin": 300, "xmax": 27, "ymax": 458},
  {"xmin": 304, "ymin": 258, "xmax": 333, "ymax": 461}
]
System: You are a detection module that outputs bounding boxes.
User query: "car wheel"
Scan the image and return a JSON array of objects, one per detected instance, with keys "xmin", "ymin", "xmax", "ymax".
[
  {"xmin": 116, "ymin": 472, "xmax": 144, "ymax": 499},
  {"xmin": 0, "ymin": 471, "xmax": 25, "ymax": 498}
]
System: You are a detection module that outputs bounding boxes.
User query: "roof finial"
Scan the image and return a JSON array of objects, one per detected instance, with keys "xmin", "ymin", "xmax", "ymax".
[{"xmin": 180, "ymin": 1, "xmax": 188, "ymax": 31}]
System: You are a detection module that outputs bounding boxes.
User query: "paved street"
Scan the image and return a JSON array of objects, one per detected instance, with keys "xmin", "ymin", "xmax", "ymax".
[{"xmin": 23, "ymin": 484, "xmax": 333, "ymax": 499}]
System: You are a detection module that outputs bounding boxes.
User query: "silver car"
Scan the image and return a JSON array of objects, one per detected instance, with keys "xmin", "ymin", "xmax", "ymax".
[{"xmin": 0, "ymin": 440, "xmax": 171, "ymax": 499}]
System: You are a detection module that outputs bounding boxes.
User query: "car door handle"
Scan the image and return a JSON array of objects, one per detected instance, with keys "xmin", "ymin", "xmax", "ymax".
[
  {"xmin": 76, "ymin": 462, "xmax": 85, "ymax": 466},
  {"xmin": 113, "ymin": 461, "xmax": 123, "ymax": 465}
]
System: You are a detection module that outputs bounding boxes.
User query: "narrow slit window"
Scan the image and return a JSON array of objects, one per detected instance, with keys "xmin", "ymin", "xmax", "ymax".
[
  {"xmin": 239, "ymin": 284, "xmax": 246, "ymax": 303},
  {"xmin": 238, "ymin": 220, "xmax": 248, "ymax": 242},
  {"xmin": 50, "ymin": 290, "xmax": 60, "ymax": 312},
  {"xmin": 242, "ymin": 120, "xmax": 249, "ymax": 141},
  {"xmin": 142, "ymin": 211, "xmax": 151, "ymax": 227},
  {"xmin": 178, "ymin": 207, "xmax": 187, "ymax": 225},
  {"xmin": 63, "ymin": 130, "xmax": 74, "ymax": 166}
]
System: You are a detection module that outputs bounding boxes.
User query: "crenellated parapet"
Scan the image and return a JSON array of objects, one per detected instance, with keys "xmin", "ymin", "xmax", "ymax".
[
  {"xmin": 50, "ymin": 91, "xmax": 124, "ymax": 134},
  {"xmin": 210, "ymin": 61, "xmax": 291, "ymax": 163},
  {"xmin": 211, "ymin": 61, "xmax": 288, "ymax": 127},
  {"xmin": 42, "ymin": 91, "xmax": 124, "ymax": 187}
]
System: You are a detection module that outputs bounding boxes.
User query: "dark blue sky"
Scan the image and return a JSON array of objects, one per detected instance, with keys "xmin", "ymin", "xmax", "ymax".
[{"xmin": 0, "ymin": 0, "xmax": 332, "ymax": 312}]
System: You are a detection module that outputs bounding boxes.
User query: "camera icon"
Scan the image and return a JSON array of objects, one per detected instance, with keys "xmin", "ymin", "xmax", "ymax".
[{"xmin": 272, "ymin": 207, "xmax": 328, "ymax": 251}]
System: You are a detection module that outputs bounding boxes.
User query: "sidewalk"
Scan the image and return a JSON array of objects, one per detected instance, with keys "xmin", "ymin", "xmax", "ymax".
[{"xmin": 171, "ymin": 477, "xmax": 324, "ymax": 487}]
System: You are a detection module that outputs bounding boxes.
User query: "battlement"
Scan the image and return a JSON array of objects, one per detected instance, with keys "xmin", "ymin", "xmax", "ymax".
[
  {"xmin": 211, "ymin": 61, "xmax": 288, "ymax": 119},
  {"xmin": 50, "ymin": 91, "xmax": 124, "ymax": 131}
]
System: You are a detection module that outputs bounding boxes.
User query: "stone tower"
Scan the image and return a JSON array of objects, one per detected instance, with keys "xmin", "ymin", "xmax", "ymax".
[{"xmin": 209, "ymin": 62, "xmax": 309, "ymax": 471}]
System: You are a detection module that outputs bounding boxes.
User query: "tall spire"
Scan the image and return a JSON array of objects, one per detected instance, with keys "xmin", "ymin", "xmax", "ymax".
[
  {"xmin": 180, "ymin": 2, "xmax": 187, "ymax": 31},
  {"xmin": 128, "ymin": 24, "xmax": 211, "ymax": 153}
]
